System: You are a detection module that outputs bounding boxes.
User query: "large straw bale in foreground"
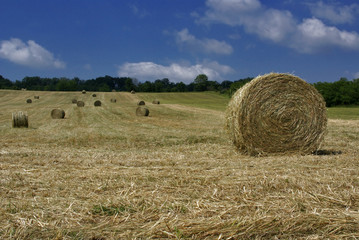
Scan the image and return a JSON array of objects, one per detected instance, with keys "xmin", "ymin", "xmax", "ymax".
[
  {"xmin": 226, "ymin": 73, "xmax": 327, "ymax": 156},
  {"xmin": 12, "ymin": 111, "xmax": 28, "ymax": 128}
]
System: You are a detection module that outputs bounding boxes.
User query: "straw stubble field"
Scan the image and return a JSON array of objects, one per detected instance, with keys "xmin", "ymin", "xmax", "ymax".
[{"xmin": 0, "ymin": 90, "xmax": 359, "ymax": 239}]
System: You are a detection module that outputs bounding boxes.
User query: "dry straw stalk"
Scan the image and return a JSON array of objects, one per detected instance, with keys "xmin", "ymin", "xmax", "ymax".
[{"xmin": 226, "ymin": 73, "xmax": 327, "ymax": 156}]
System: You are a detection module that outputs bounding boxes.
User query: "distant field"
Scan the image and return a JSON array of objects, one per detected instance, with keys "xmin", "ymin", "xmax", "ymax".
[{"xmin": 0, "ymin": 89, "xmax": 358, "ymax": 239}]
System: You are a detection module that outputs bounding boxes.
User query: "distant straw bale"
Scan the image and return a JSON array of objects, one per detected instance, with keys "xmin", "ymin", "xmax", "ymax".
[
  {"xmin": 77, "ymin": 101, "xmax": 85, "ymax": 107},
  {"xmin": 94, "ymin": 100, "xmax": 102, "ymax": 107},
  {"xmin": 137, "ymin": 100, "xmax": 145, "ymax": 105},
  {"xmin": 110, "ymin": 98, "xmax": 117, "ymax": 103},
  {"xmin": 72, "ymin": 99, "xmax": 78, "ymax": 104},
  {"xmin": 131, "ymin": 90, "xmax": 135, "ymax": 94},
  {"xmin": 225, "ymin": 73, "xmax": 327, "ymax": 156},
  {"xmin": 51, "ymin": 109, "xmax": 65, "ymax": 119},
  {"xmin": 26, "ymin": 99, "xmax": 32, "ymax": 103},
  {"xmin": 136, "ymin": 107, "xmax": 149, "ymax": 116},
  {"xmin": 152, "ymin": 100, "xmax": 160, "ymax": 104},
  {"xmin": 82, "ymin": 90, "xmax": 86, "ymax": 94},
  {"xmin": 34, "ymin": 96, "xmax": 40, "ymax": 99},
  {"xmin": 92, "ymin": 94, "xmax": 96, "ymax": 97},
  {"xmin": 12, "ymin": 111, "xmax": 28, "ymax": 128}
]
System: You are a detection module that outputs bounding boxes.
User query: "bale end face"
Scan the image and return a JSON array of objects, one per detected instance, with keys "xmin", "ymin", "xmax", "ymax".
[
  {"xmin": 12, "ymin": 111, "xmax": 29, "ymax": 128},
  {"xmin": 51, "ymin": 109, "xmax": 65, "ymax": 119},
  {"xmin": 94, "ymin": 100, "xmax": 102, "ymax": 107},
  {"xmin": 137, "ymin": 100, "xmax": 145, "ymax": 106},
  {"xmin": 72, "ymin": 99, "xmax": 78, "ymax": 104},
  {"xmin": 136, "ymin": 107, "xmax": 149, "ymax": 116},
  {"xmin": 26, "ymin": 99, "xmax": 32, "ymax": 103},
  {"xmin": 225, "ymin": 73, "xmax": 327, "ymax": 156},
  {"xmin": 92, "ymin": 94, "xmax": 97, "ymax": 97},
  {"xmin": 77, "ymin": 101, "xmax": 85, "ymax": 107}
]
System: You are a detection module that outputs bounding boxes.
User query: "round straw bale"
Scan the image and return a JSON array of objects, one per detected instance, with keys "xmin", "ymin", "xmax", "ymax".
[
  {"xmin": 82, "ymin": 90, "xmax": 86, "ymax": 94},
  {"xmin": 92, "ymin": 94, "xmax": 96, "ymax": 97},
  {"xmin": 131, "ymin": 90, "xmax": 135, "ymax": 94},
  {"xmin": 34, "ymin": 96, "xmax": 40, "ymax": 99},
  {"xmin": 26, "ymin": 99, "xmax": 32, "ymax": 103},
  {"xmin": 225, "ymin": 73, "xmax": 327, "ymax": 156},
  {"xmin": 137, "ymin": 100, "xmax": 145, "ymax": 105},
  {"xmin": 12, "ymin": 111, "xmax": 28, "ymax": 128},
  {"xmin": 152, "ymin": 100, "xmax": 160, "ymax": 104},
  {"xmin": 94, "ymin": 100, "xmax": 102, "ymax": 107},
  {"xmin": 110, "ymin": 98, "xmax": 117, "ymax": 103},
  {"xmin": 72, "ymin": 98, "xmax": 78, "ymax": 104},
  {"xmin": 77, "ymin": 101, "xmax": 85, "ymax": 107},
  {"xmin": 136, "ymin": 106, "xmax": 149, "ymax": 116},
  {"xmin": 51, "ymin": 109, "xmax": 65, "ymax": 119}
]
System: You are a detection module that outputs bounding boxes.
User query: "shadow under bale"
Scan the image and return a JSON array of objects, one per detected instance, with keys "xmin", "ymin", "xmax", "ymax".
[{"xmin": 312, "ymin": 150, "xmax": 342, "ymax": 155}]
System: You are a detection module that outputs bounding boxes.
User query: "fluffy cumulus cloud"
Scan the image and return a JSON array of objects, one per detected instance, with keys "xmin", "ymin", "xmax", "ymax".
[
  {"xmin": 293, "ymin": 18, "xmax": 359, "ymax": 53},
  {"xmin": 0, "ymin": 38, "xmax": 65, "ymax": 68},
  {"xmin": 198, "ymin": 0, "xmax": 359, "ymax": 53},
  {"xmin": 308, "ymin": 1, "xmax": 359, "ymax": 24},
  {"xmin": 175, "ymin": 28, "xmax": 233, "ymax": 55},
  {"xmin": 117, "ymin": 61, "xmax": 234, "ymax": 83}
]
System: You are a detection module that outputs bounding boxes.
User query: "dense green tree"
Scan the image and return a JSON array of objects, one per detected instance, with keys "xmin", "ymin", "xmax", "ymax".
[
  {"xmin": 194, "ymin": 74, "xmax": 208, "ymax": 91},
  {"xmin": 0, "ymin": 75, "xmax": 13, "ymax": 89}
]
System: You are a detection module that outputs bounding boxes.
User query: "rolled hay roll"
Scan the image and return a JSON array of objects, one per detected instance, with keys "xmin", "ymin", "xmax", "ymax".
[
  {"xmin": 72, "ymin": 98, "xmax": 78, "ymax": 104},
  {"xmin": 51, "ymin": 109, "xmax": 65, "ymax": 119},
  {"xmin": 12, "ymin": 111, "xmax": 28, "ymax": 128},
  {"xmin": 82, "ymin": 90, "xmax": 86, "ymax": 94},
  {"xmin": 131, "ymin": 90, "xmax": 135, "ymax": 94},
  {"xmin": 152, "ymin": 99, "xmax": 160, "ymax": 104},
  {"xmin": 225, "ymin": 73, "xmax": 327, "ymax": 156},
  {"xmin": 77, "ymin": 101, "xmax": 85, "ymax": 107},
  {"xmin": 136, "ymin": 106, "xmax": 149, "ymax": 116},
  {"xmin": 92, "ymin": 94, "xmax": 97, "ymax": 97},
  {"xmin": 34, "ymin": 96, "xmax": 40, "ymax": 99},
  {"xmin": 26, "ymin": 99, "xmax": 32, "ymax": 103},
  {"xmin": 94, "ymin": 100, "xmax": 102, "ymax": 107},
  {"xmin": 110, "ymin": 98, "xmax": 117, "ymax": 103},
  {"xmin": 137, "ymin": 100, "xmax": 145, "ymax": 105}
]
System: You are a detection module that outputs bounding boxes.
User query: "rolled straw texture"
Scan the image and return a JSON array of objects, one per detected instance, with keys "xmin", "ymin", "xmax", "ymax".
[
  {"xmin": 51, "ymin": 109, "xmax": 65, "ymax": 119},
  {"xmin": 225, "ymin": 73, "xmax": 327, "ymax": 156},
  {"xmin": 12, "ymin": 111, "xmax": 28, "ymax": 128}
]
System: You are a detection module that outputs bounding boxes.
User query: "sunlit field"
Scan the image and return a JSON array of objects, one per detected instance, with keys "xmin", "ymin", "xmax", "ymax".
[{"xmin": 0, "ymin": 89, "xmax": 359, "ymax": 239}]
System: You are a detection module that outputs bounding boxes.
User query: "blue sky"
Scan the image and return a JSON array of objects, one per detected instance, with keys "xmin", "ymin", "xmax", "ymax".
[{"xmin": 1, "ymin": 0, "xmax": 359, "ymax": 84}]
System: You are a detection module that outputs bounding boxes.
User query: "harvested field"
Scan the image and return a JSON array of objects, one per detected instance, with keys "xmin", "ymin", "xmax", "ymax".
[{"xmin": 0, "ymin": 89, "xmax": 359, "ymax": 239}]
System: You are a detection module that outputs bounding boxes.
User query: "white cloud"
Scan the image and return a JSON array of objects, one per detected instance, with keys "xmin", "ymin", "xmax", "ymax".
[
  {"xmin": 198, "ymin": 0, "xmax": 359, "ymax": 53},
  {"xmin": 0, "ymin": 38, "xmax": 65, "ymax": 68},
  {"xmin": 354, "ymin": 72, "xmax": 359, "ymax": 79},
  {"xmin": 175, "ymin": 28, "xmax": 233, "ymax": 55},
  {"xmin": 292, "ymin": 18, "xmax": 359, "ymax": 53},
  {"xmin": 308, "ymin": 1, "xmax": 359, "ymax": 24},
  {"xmin": 117, "ymin": 61, "xmax": 234, "ymax": 83}
]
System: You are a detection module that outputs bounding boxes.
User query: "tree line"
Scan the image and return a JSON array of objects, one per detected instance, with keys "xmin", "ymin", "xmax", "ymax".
[{"xmin": 1, "ymin": 74, "xmax": 358, "ymax": 107}]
